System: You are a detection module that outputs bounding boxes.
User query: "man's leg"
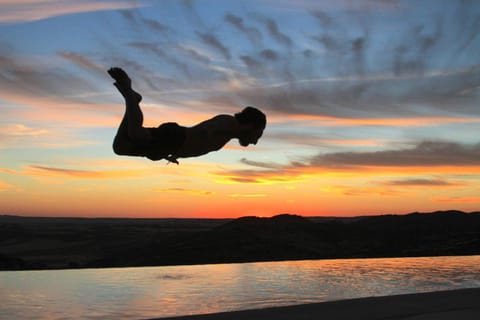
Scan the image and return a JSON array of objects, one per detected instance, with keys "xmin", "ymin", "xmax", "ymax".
[
  {"xmin": 112, "ymin": 109, "xmax": 140, "ymax": 156},
  {"xmin": 108, "ymin": 68, "xmax": 151, "ymax": 155}
]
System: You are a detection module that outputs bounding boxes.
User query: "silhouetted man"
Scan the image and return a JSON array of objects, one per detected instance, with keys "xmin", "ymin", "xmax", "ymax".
[{"xmin": 108, "ymin": 67, "xmax": 266, "ymax": 164}]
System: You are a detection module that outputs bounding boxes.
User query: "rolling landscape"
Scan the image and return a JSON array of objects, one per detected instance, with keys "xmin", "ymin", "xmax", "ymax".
[{"xmin": 1, "ymin": 210, "xmax": 479, "ymax": 271}]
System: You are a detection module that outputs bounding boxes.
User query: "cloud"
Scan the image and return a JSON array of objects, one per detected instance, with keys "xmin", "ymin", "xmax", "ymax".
[
  {"xmin": 262, "ymin": 18, "xmax": 293, "ymax": 48},
  {"xmin": 129, "ymin": 41, "xmax": 192, "ymax": 79},
  {"xmin": 393, "ymin": 19, "xmax": 443, "ymax": 76},
  {"xmin": 267, "ymin": 132, "xmax": 385, "ymax": 147},
  {"xmin": 196, "ymin": 31, "xmax": 231, "ymax": 60},
  {"xmin": 57, "ymin": 51, "xmax": 105, "ymax": 74},
  {"xmin": 451, "ymin": 1, "xmax": 480, "ymax": 57},
  {"xmin": 381, "ymin": 178, "xmax": 465, "ymax": 187},
  {"xmin": 239, "ymin": 55, "xmax": 264, "ymax": 74},
  {"xmin": 174, "ymin": 45, "xmax": 211, "ymax": 65},
  {"xmin": 214, "ymin": 140, "xmax": 480, "ymax": 184},
  {"xmin": 0, "ymin": 50, "xmax": 99, "ymax": 101},
  {"xmin": 310, "ymin": 10, "xmax": 334, "ymax": 28},
  {"xmin": 224, "ymin": 13, "xmax": 262, "ymax": 45},
  {"xmin": 222, "ymin": 5, "xmax": 471, "ymax": 118},
  {"xmin": 223, "ymin": 63, "xmax": 480, "ymax": 118},
  {"xmin": 260, "ymin": 49, "xmax": 279, "ymax": 61},
  {"xmin": 214, "ymin": 166, "xmax": 306, "ymax": 184},
  {"xmin": 0, "ymin": 124, "xmax": 48, "ymax": 139},
  {"xmin": 431, "ymin": 196, "xmax": 480, "ymax": 203},
  {"xmin": 143, "ymin": 18, "xmax": 170, "ymax": 33},
  {"xmin": 105, "ymin": 55, "xmax": 183, "ymax": 93},
  {"xmin": 0, "ymin": 123, "xmax": 68, "ymax": 148},
  {"xmin": 1, "ymin": 165, "xmax": 145, "ymax": 179},
  {"xmin": 153, "ymin": 187, "xmax": 215, "ymax": 196},
  {"xmin": 0, "ymin": 180, "xmax": 14, "ymax": 191},
  {"xmin": 180, "ymin": 0, "xmax": 206, "ymax": 29},
  {"xmin": 272, "ymin": 114, "xmax": 480, "ymax": 129},
  {"xmin": 6, "ymin": 0, "xmax": 478, "ymax": 123},
  {"xmin": 0, "ymin": 0, "xmax": 143, "ymax": 23},
  {"xmin": 118, "ymin": 6, "xmax": 173, "ymax": 39},
  {"xmin": 239, "ymin": 158, "xmax": 283, "ymax": 169},
  {"xmin": 309, "ymin": 8, "xmax": 366, "ymax": 72},
  {"xmin": 309, "ymin": 141, "xmax": 480, "ymax": 168},
  {"xmin": 229, "ymin": 193, "xmax": 266, "ymax": 198},
  {"xmin": 321, "ymin": 185, "xmax": 401, "ymax": 197},
  {"xmin": 27, "ymin": 165, "xmax": 136, "ymax": 179}
]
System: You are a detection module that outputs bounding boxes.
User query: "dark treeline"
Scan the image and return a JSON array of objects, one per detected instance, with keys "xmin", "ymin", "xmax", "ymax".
[{"xmin": 1, "ymin": 210, "xmax": 479, "ymax": 270}]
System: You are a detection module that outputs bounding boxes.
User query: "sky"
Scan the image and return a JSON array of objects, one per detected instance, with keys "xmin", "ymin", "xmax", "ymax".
[{"xmin": 0, "ymin": 0, "xmax": 479, "ymax": 218}]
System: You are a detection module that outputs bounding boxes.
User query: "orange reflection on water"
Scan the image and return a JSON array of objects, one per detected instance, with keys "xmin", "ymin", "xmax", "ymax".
[{"xmin": 2, "ymin": 256, "xmax": 480, "ymax": 319}]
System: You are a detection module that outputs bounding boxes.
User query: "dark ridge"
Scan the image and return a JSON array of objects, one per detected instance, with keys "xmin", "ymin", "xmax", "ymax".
[
  {"xmin": 216, "ymin": 214, "xmax": 313, "ymax": 232},
  {"xmin": 1, "ymin": 211, "xmax": 480, "ymax": 270}
]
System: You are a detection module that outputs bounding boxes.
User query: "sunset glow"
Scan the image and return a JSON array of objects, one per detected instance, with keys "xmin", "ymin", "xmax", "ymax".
[{"xmin": 1, "ymin": 0, "xmax": 479, "ymax": 218}]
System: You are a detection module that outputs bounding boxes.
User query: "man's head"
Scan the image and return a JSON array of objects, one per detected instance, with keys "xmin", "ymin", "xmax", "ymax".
[{"xmin": 234, "ymin": 106, "xmax": 266, "ymax": 147}]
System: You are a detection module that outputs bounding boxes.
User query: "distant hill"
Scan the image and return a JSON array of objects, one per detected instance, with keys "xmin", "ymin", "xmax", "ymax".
[{"xmin": 1, "ymin": 211, "xmax": 479, "ymax": 270}]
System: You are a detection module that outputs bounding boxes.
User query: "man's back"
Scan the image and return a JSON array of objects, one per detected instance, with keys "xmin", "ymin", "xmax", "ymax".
[{"xmin": 176, "ymin": 115, "xmax": 239, "ymax": 158}]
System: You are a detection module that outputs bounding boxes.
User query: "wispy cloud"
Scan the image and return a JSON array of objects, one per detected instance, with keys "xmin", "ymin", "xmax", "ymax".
[
  {"xmin": 231, "ymin": 65, "xmax": 480, "ymax": 118},
  {"xmin": 57, "ymin": 51, "xmax": 105, "ymax": 74},
  {"xmin": 0, "ymin": 123, "xmax": 73, "ymax": 148},
  {"xmin": 0, "ymin": 0, "xmax": 143, "ymax": 23},
  {"xmin": 239, "ymin": 158, "xmax": 283, "ymax": 170},
  {"xmin": 215, "ymin": 140, "xmax": 480, "ymax": 184},
  {"xmin": 27, "ymin": 165, "xmax": 141, "ymax": 179},
  {"xmin": 299, "ymin": 115, "xmax": 480, "ymax": 127},
  {"xmin": 214, "ymin": 167, "xmax": 306, "ymax": 184},
  {"xmin": 0, "ymin": 180, "xmax": 14, "ymax": 191},
  {"xmin": 225, "ymin": 13, "xmax": 262, "ymax": 46},
  {"xmin": 431, "ymin": 196, "xmax": 480, "ymax": 203},
  {"xmin": 267, "ymin": 133, "xmax": 386, "ymax": 147},
  {"xmin": 1, "ymin": 165, "xmax": 146, "ymax": 179},
  {"xmin": 229, "ymin": 193, "xmax": 266, "ymax": 198},
  {"xmin": 0, "ymin": 50, "xmax": 100, "ymax": 101},
  {"xmin": 129, "ymin": 41, "xmax": 192, "ymax": 79},
  {"xmin": 0, "ymin": 124, "xmax": 48, "ymax": 140},
  {"xmin": 174, "ymin": 45, "xmax": 211, "ymax": 65},
  {"xmin": 5, "ymin": 0, "xmax": 478, "ymax": 122},
  {"xmin": 153, "ymin": 187, "xmax": 215, "ymax": 196},
  {"xmin": 381, "ymin": 178, "xmax": 465, "ymax": 187},
  {"xmin": 321, "ymin": 185, "xmax": 402, "ymax": 197},
  {"xmin": 262, "ymin": 17, "xmax": 293, "ymax": 48},
  {"xmin": 196, "ymin": 31, "xmax": 231, "ymax": 60},
  {"xmin": 308, "ymin": 141, "xmax": 480, "ymax": 168}
]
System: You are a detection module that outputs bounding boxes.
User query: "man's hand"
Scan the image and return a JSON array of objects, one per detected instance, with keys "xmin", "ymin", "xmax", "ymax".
[{"xmin": 165, "ymin": 154, "xmax": 179, "ymax": 165}]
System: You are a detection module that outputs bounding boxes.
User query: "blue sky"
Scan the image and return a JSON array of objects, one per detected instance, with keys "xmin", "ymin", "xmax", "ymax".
[{"xmin": 1, "ymin": 0, "xmax": 479, "ymax": 217}]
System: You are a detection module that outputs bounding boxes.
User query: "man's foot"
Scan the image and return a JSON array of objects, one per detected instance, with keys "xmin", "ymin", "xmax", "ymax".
[
  {"xmin": 108, "ymin": 67, "xmax": 131, "ymax": 88},
  {"xmin": 108, "ymin": 67, "xmax": 142, "ymax": 102}
]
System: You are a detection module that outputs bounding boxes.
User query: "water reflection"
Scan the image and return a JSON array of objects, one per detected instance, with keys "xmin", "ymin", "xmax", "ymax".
[{"xmin": 1, "ymin": 256, "xmax": 480, "ymax": 319}]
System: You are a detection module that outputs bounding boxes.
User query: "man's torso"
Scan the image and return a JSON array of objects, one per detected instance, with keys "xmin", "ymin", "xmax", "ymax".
[{"xmin": 177, "ymin": 114, "xmax": 238, "ymax": 158}]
